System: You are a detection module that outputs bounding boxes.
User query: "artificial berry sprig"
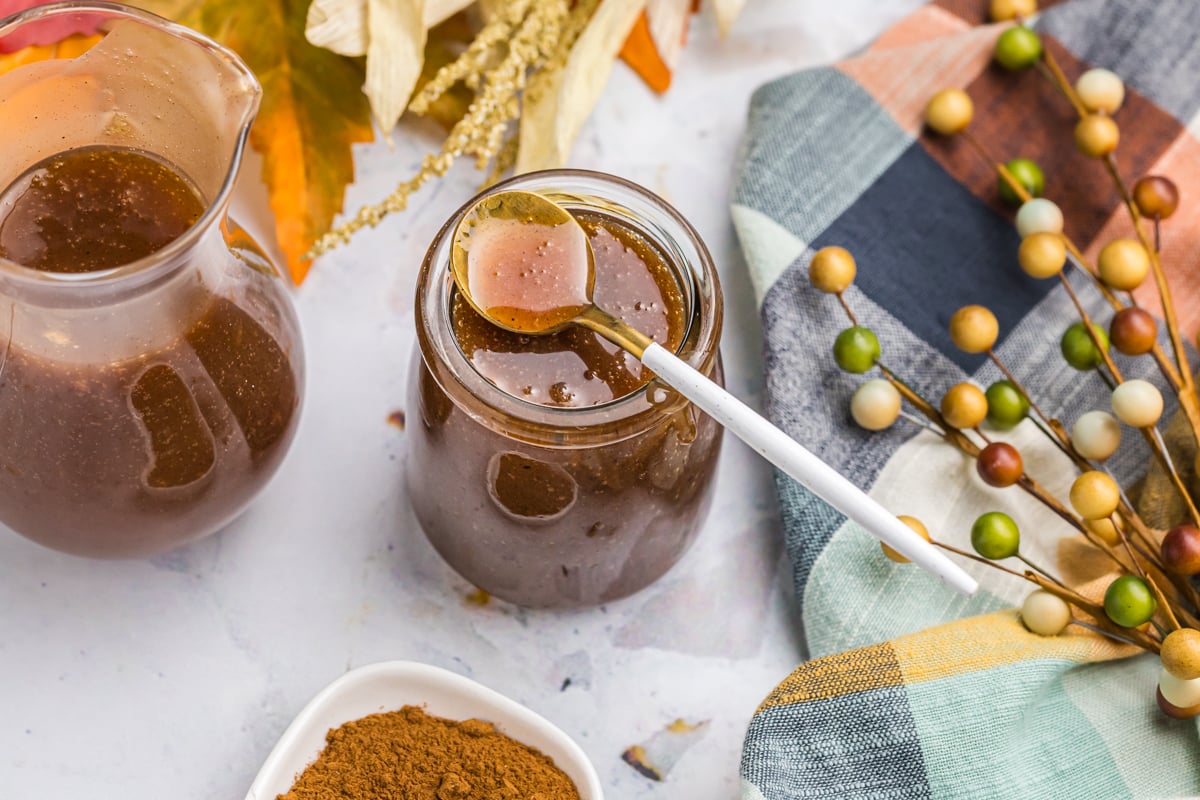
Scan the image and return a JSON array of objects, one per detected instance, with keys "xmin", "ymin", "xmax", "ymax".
[{"xmin": 857, "ymin": 2, "xmax": 1200, "ymax": 716}]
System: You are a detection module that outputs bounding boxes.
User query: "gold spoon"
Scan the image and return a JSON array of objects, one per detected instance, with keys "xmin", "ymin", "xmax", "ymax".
[{"xmin": 450, "ymin": 189, "xmax": 977, "ymax": 596}]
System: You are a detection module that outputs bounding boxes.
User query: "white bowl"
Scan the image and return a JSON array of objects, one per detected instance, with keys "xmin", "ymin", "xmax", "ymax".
[{"xmin": 245, "ymin": 660, "xmax": 604, "ymax": 800}]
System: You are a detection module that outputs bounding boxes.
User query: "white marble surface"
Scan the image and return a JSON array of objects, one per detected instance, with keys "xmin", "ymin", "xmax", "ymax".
[{"xmin": 0, "ymin": 2, "xmax": 921, "ymax": 797}]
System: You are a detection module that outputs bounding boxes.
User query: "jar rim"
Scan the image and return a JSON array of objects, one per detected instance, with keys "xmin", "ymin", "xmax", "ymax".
[
  {"xmin": 0, "ymin": 1, "xmax": 260, "ymax": 292},
  {"xmin": 415, "ymin": 169, "xmax": 723, "ymax": 444}
]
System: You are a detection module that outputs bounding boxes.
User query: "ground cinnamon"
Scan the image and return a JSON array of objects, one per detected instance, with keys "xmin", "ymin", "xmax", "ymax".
[{"xmin": 276, "ymin": 705, "xmax": 582, "ymax": 800}]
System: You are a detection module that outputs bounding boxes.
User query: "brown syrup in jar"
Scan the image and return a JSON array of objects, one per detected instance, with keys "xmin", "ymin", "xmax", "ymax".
[
  {"xmin": 410, "ymin": 204, "xmax": 722, "ymax": 607},
  {"xmin": 0, "ymin": 146, "xmax": 299, "ymax": 557},
  {"xmin": 451, "ymin": 210, "xmax": 687, "ymax": 407}
]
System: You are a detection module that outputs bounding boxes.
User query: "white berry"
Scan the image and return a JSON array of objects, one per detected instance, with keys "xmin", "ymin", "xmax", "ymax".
[
  {"xmin": 1075, "ymin": 68, "xmax": 1125, "ymax": 114},
  {"xmin": 1071, "ymin": 410, "xmax": 1121, "ymax": 461},
  {"xmin": 1160, "ymin": 667, "xmax": 1200, "ymax": 709},
  {"xmin": 1016, "ymin": 198, "xmax": 1064, "ymax": 237},
  {"xmin": 1021, "ymin": 590, "xmax": 1071, "ymax": 635},
  {"xmin": 1111, "ymin": 379, "xmax": 1164, "ymax": 428},
  {"xmin": 851, "ymin": 379, "xmax": 902, "ymax": 431}
]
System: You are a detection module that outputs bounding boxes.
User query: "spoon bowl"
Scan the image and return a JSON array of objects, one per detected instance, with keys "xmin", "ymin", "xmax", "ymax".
[
  {"xmin": 451, "ymin": 189, "xmax": 597, "ymax": 336},
  {"xmin": 451, "ymin": 189, "xmax": 655, "ymax": 356}
]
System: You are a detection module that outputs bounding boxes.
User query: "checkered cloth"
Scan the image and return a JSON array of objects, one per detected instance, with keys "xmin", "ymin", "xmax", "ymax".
[{"xmin": 733, "ymin": 1, "xmax": 1200, "ymax": 797}]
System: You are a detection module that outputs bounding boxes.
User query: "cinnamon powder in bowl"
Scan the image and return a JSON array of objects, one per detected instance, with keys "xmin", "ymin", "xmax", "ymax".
[
  {"xmin": 277, "ymin": 705, "xmax": 580, "ymax": 800},
  {"xmin": 244, "ymin": 661, "xmax": 602, "ymax": 800}
]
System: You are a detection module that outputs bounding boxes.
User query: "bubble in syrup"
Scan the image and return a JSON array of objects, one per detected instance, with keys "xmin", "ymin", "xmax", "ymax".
[{"xmin": 549, "ymin": 382, "xmax": 575, "ymax": 404}]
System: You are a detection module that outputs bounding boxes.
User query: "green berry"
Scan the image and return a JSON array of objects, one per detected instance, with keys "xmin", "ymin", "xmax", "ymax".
[
  {"xmin": 1060, "ymin": 322, "xmax": 1109, "ymax": 370},
  {"xmin": 1103, "ymin": 575, "xmax": 1157, "ymax": 628},
  {"xmin": 985, "ymin": 379, "xmax": 1030, "ymax": 429},
  {"xmin": 994, "ymin": 26, "xmax": 1043, "ymax": 71},
  {"xmin": 971, "ymin": 511, "xmax": 1021, "ymax": 560},
  {"xmin": 998, "ymin": 158, "xmax": 1045, "ymax": 205},
  {"xmin": 833, "ymin": 326, "xmax": 880, "ymax": 374}
]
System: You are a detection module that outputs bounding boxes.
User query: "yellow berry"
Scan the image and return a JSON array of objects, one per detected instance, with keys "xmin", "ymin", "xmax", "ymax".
[
  {"xmin": 949, "ymin": 305, "xmax": 999, "ymax": 353},
  {"xmin": 850, "ymin": 379, "xmax": 902, "ymax": 431},
  {"xmin": 1017, "ymin": 231, "xmax": 1067, "ymax": 278},
  {"xmin": 1085, "ymin": 517, "xmax": 1121, "ymax": 546},
  {"xmin": 1097, "ymin": 238, "xmax": 1149, "ymax": 290},
  {"xmin": 1021, "ymin": 589, "xmax": 1071, "ymax": 635},
  {"xmin": 881, "ymin": 515, "xmax": 931, "ymax": 563},
  {"xmin": 809, "ymin": 246, "xmax": 857, "ymax": 293},
  {"xmin": 1069, "ymin": 471, "xmax": 1120, "ymax": 520},
  {"xmin": 1162, "ymin": 629, "xmax": 1200, "ymax": 680},
  {"xmin": 924, "ymin": 89, "xmax": 974, "ymax": 135},
  {"xmin": 941, "ymin": 382, "xmax": 989, "ymax": 429},
  {"xmin": 1075, "ymin": 68, "xmax": 1125, "ymax": 114},
  {"xmin": 1075, "ymin": 114, "xmax": 1120, "ymax": 158},
  {"xmin": 989, "ymin": 0, "xmax": 1037, "ymax": 21}
]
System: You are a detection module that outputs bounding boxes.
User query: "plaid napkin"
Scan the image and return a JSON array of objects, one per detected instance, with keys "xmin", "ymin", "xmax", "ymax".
[{"xmin": 732, "ymin": 1, "xmax": 1200, "ymax": 797}]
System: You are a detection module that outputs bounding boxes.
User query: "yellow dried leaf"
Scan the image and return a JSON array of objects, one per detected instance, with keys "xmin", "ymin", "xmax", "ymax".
[
  {"xmin": 305, "ymin": 0, "xmax": 473, "ymax": 56},
  {"xmin": 305, "ymin": 0, "xmax": 368, "ymax": 56},
  {"xmin": 516, "ymin": 0, "xmax": 645, "ymax": 173},
  {"xmin": 364, "ymin": 0, "xmax": 426, "ymax": 138},
  {"xmin": 711, "ymin": 0, "xmax": 746, "ymax": 37},
  {"xmin": 645, "ymin": 0, "xmax": 690, "ymax": 70}
]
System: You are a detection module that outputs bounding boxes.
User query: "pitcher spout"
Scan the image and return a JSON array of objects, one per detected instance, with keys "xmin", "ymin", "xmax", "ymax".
[{"xmin": 0, "ymin": 2, "xmax": 261, "ymax": 278}]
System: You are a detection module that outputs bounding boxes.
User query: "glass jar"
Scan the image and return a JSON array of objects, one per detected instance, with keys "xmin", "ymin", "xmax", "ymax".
[
  {"xmin": 0, "ymin": 4, "xmax": 304, "ymax": 557},
  {"xmin": 409, "ymin": 170, "xmax": 723, "ymax": 608}
]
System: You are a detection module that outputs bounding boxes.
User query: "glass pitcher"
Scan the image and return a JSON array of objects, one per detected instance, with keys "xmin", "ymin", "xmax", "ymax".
[{"xmin": 0, "ymin": 3, "xmax": 304, "ymax": 557}]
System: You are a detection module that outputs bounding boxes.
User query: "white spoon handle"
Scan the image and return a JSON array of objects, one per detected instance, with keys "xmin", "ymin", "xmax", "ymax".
[{"xmin": 641, "ymin": 342, "xmax": 978, "ymax": 596}]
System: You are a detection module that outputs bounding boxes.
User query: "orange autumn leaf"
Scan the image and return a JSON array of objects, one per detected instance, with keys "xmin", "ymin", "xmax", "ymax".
[
  {"xmin": 619, "ymin": 10, "xmax": 671, "ymax": 94},
  {"xmin": 137, "ymin": 0, "xmax": 374, "ymax": 283},
  {"xmin": 0, "ymin": 33, "xmax": 102, "ymax": 73}
]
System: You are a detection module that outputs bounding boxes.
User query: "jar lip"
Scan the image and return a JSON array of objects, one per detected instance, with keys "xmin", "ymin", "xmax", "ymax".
[
  {"xmin": 0, "ymin": 1, "xmax": 261, "ymax": 291},
  {"xmin": 416, "ymin": 168, "xmax": 723, "ymax": 437}
]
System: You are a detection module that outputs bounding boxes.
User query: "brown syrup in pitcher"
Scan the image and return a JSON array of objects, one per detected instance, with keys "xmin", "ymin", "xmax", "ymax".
[{"xmin": 0, "ymin": 146, "xmax": 299, "ymax": 557}]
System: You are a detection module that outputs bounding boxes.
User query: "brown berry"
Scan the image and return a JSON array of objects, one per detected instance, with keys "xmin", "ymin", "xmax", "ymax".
[
  {"xmin": 1109, "ymin": 307, "xmax": 1157, "ymax": 356},
  {"xmin": 941, "ymin": 383, "xmax": 989, "ymax": 430},
  {"xmin": 1162, "ymin": 524, "xmax": 1200, "ymax": 576},
  {"xmin": 881, "ymin": 515, "xmax": 932, "ymax": 563},
  {"xmin": 809, "ymin": 246, "xmax": 857, "ymax": 293},
  {"xmin": 1133, "ymin": 175, "xmax": 1180, "ymax": 220},
  {"xmin": 977, "ymin": 442, "xmax": 1024, "ymax": 487},
  {"xmin": 1074, "ymin": 114, "xmax": 1120, "ymax": 158},
  {"xmin": 949, "ymin": 305, "xmax": 999, "ymax": 354},
  {"xmin": 1162, "ymin": 628, "xmax": 1200, "ymax": 680}
]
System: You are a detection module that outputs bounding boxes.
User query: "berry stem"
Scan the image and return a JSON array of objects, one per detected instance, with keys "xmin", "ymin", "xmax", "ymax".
[
  {"xmin": 933, "ymin": 539, "xmax": 1024, "ymax": 578},
  {"xmin": 836, "ymin": 292, "xmax": 858, "ymax": 325},
  {"xmin": 1017, "ymin": 552, "xmax": 1067, "ymax": 589}
]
